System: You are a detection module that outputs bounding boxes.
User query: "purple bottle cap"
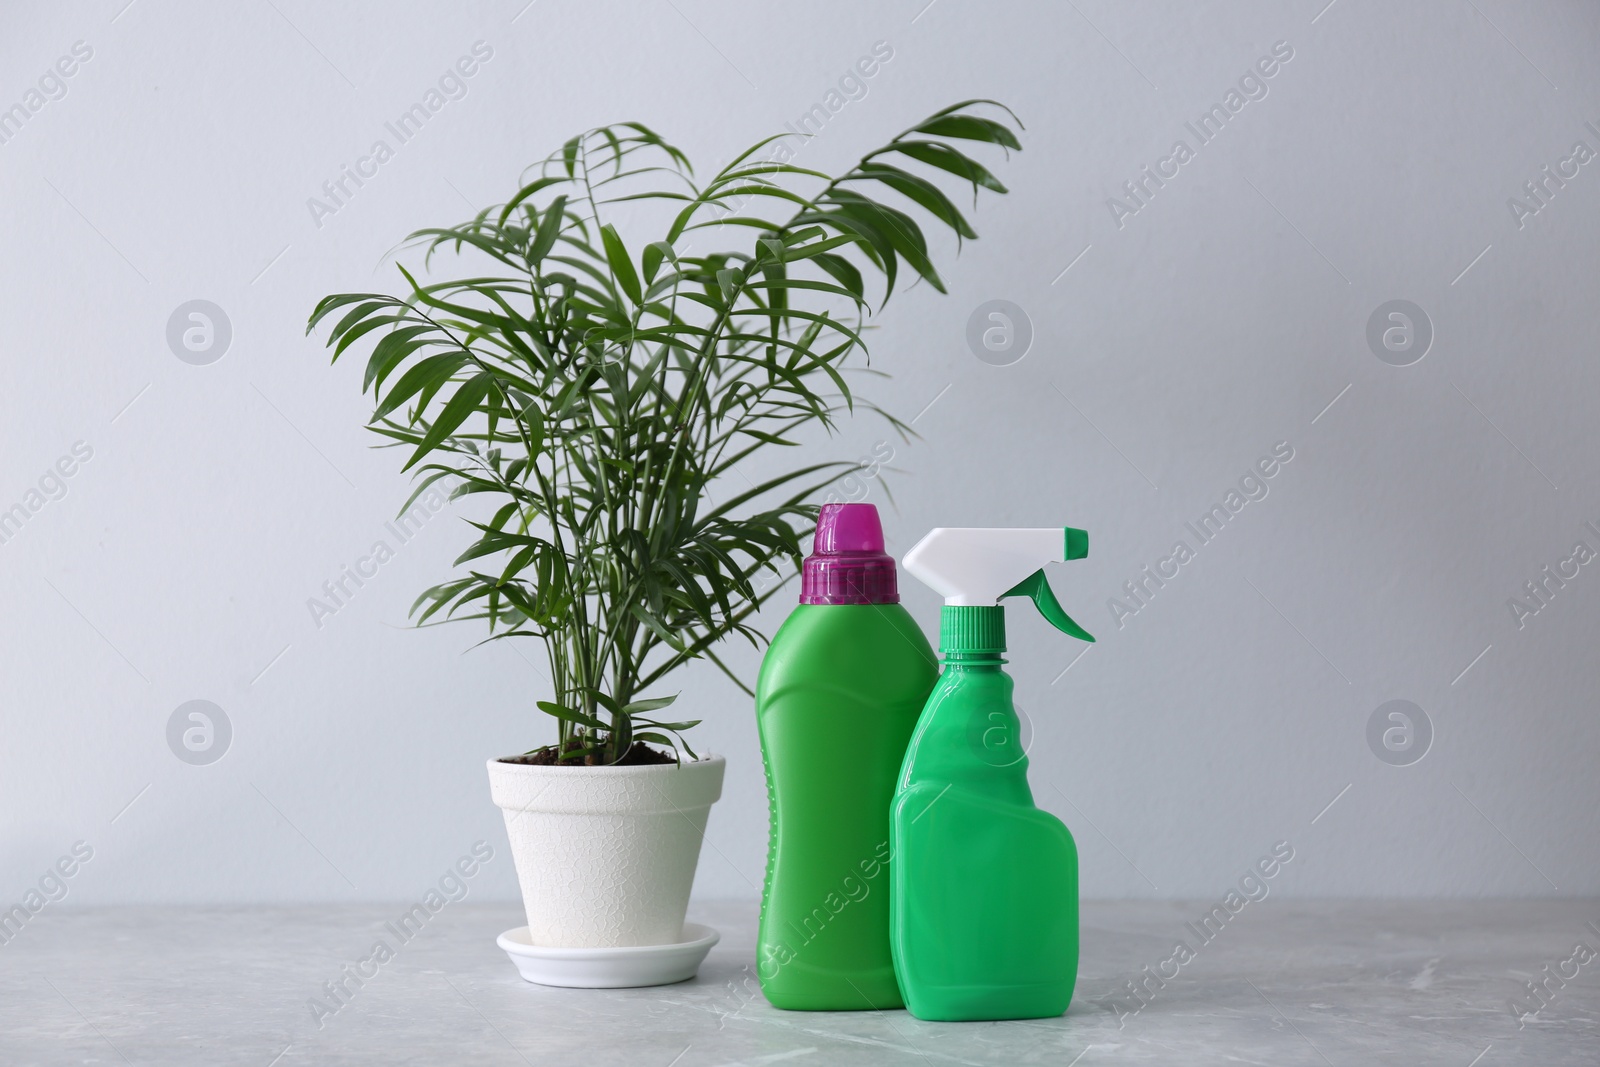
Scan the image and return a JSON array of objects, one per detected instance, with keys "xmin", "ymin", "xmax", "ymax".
[{"xmin": 799, "ymin": 503, "xmax": 899, "ymax": 605}]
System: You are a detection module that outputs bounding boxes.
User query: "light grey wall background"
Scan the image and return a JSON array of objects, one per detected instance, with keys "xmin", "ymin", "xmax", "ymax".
[{"xmin": 4, "ymin": 0, "xmax": 1598, "ymax": 909}]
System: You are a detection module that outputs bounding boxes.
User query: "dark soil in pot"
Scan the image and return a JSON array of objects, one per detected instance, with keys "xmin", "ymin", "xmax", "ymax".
[{"xmin": 504, "ymin": 740, "xmax": 677, "ymax": 767}]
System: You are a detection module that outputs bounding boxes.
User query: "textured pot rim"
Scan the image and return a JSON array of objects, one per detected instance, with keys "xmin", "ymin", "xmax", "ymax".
[
  {"xmin": 487, "ymin": 751, "xmax": 725, "ymax": 817},
  {"xmin": 488, "ymin": 752, "xmax": 724, "ymax": 776}
]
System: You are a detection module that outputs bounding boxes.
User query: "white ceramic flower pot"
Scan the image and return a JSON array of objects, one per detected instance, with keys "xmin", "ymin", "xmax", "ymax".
[{"xmin": 487, "ymin": 754, "xmax": 725, "ymax": 948}]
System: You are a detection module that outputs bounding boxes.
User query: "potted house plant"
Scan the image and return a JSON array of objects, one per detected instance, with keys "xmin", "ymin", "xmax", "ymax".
[{"xmin": 308, "ymin": 101, "xmax": 1019, "ymax": 982}]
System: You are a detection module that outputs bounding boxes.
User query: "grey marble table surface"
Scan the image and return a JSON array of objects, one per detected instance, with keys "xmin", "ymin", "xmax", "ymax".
[{"xmin": 1, "ymin": 898, "xmax": 1594, "ymax": 1066}]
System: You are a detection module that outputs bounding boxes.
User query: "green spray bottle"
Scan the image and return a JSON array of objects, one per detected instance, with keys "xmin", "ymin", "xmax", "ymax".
[
  {"xmin": 890, "ymin": 526, "xmax": 1095, "ymax": 1021},
  {"xmin": 754, "ymin": 503, "xmax": 940, "ymax": 1010}
]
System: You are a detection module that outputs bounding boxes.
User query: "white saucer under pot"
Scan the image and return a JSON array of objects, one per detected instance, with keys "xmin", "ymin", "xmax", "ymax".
[
  {"xmin": 497, "ymin": 922, "xmax": 720, "ymax": 988},
  {"xmin": 486, "ymin": 753, "xmax": 725, "ymax": 984}
]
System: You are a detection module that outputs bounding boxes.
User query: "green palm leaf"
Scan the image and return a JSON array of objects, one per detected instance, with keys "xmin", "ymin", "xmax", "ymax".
[{"xmin": 308, "ymin": 103, "xmax": 1020, "ymax": 764}]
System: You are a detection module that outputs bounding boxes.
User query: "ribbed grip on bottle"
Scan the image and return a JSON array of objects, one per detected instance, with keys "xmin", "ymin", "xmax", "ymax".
[{"xmin": 939, "ymin": 605, "xmax": 1006, "ymax": 655}]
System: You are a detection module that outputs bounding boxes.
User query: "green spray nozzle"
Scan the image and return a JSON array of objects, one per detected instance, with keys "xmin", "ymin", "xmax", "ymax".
[
  {"xmin": 902, "ymin": 525, "xmax": 1096, "ymax": 647},
  {"xmin": 1001, "ymin": 569, "xmax": 1095, "ymax": 643}
]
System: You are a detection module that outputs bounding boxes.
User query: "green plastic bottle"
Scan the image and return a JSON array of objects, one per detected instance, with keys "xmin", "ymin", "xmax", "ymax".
[
  {"xmin": 890, "ymin": 526, "xmax": 1096, "ymax": 1021},
  {"xmin": 754, "ymin": 503, "xmax": 939, "ymax": 1010}
]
